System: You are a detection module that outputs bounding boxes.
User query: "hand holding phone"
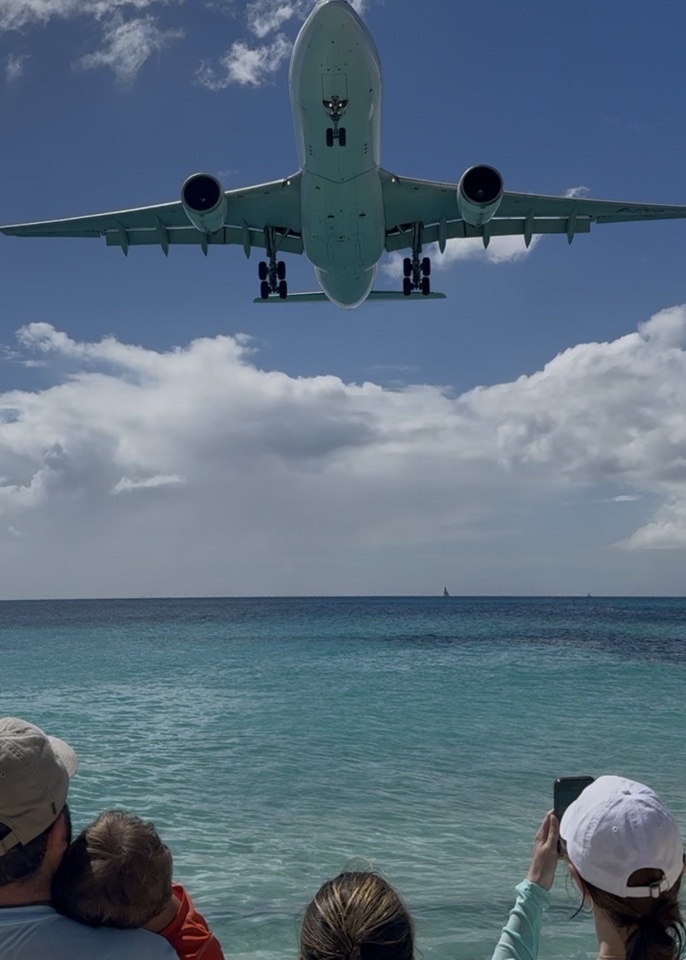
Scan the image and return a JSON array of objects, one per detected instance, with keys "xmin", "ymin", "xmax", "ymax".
[{"xmin": 527, "ymin": 810, "xmax": 560, "ymax": 891}]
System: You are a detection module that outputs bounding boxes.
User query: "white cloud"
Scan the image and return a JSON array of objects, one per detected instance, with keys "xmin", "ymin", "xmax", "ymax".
[
  {"xmin": 384, "ymin": 183, "xmax": 598, "ymax": 278},
  {"xmin": 608, "ymin": 495, "xmax": 642, "ymax": 503},
  {"xmin": 0, "ymin": 0, "xmax": 174, "ymax": 32},
  {"xmin": 196, "ymin": 32, "xmax": 290, "ymax": 88},
  {"xmin": 5, "ymin": 53, "xmax": 27, "ymax": 81},
  {"xmin": 384, "ymin": 234, "xmax": 541, "ymax": 278},
  {"xmin": 113, "ymin": 473, "xmax": 185, "ymax": 493},
  {"xmin": 245, "ymin": 0, "xmax": 366, "ymax": 38},
  {"xmin": 622, "ymin": 500, "xmax": 686, "ymax": 550},
  {"xmin": 3, "ymin": 307, "xmax": 686, "ymax": 596},
  {"xmin": 199, "ymin": 0, "xmax": 368, "ymax": 89},
  {"xmin": 78, "ymin": 14, "xmax": 184, "ymax": 84}
]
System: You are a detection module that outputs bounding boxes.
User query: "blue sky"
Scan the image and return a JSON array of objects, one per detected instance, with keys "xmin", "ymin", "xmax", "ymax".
[{"xmin": 2, "ymin": 0, "xmax": 686, "ymax": 598}]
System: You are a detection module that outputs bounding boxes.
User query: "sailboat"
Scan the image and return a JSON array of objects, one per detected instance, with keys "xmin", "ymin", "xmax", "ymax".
[{"xmin": 443, "ymin": 587, "xmax": 450, "ymax": 597}]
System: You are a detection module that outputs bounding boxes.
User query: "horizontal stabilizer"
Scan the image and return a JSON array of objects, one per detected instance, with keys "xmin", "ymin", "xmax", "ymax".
[{"xmin": 253, "ymin": 290, "xmax": 447, "ymax": 304}]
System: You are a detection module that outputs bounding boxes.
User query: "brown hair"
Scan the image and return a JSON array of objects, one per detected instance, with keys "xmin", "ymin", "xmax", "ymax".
[
  {"xmin": 52, "ymin": 810, "xmax": 172, "ymax": 928},
  {"xmin": 584, "ymin": 869, "xmax": 686, "ymax": 960},
  {"xmin": 300, "ymin": 872, "xmax": 414, "ymax": 960}
]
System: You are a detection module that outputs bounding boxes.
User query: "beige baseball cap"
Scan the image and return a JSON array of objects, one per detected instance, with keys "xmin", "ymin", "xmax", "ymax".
[{"xmin": 0, "ymin": 717, "xmax": 79, "ymax": 856}]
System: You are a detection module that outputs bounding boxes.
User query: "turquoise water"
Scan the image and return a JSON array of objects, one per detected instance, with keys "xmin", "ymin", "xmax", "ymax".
[{"xmin": 2, "ymin": 596, "xmax": 686, "ymax": 960}]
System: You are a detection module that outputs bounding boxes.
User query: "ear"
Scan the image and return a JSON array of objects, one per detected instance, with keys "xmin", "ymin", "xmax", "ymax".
[{"xmin": 47, "ymin": 810, "xmax": 69, "ymax": 859}]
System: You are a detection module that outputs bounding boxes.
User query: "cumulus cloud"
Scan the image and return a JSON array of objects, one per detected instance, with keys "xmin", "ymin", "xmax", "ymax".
[
  {"xmin": 384, "ymin": 234, "xmax": 541, "ymax": 277},
  {"xmin": 622, "ymin": 500, "xmax": 686, "ymax": 550},
  {"xmin": 244, "ymin": 0, "xmax": 366, "ymax": 38},
  {"xmin": 384, "ymin": 184, "xmax": 598, "ymax": 277},
  {"xmin": 5, "ymin": 53, "xmax": 27, "ymax": 82},
  {"xmin": 199, "ymin": 0, "xmax": 367, "ymax": 89},
  {"xmin": 78, "ymin": 14, "xmax": 184, "ymax": 84},
  {"xmin": 0, "ymin": 0, "xmax": 174, "ymax": 32},
  {"xmin": 3, "ymin": 307, "xmax": 686, "ymax": 597},
  {"xmin": 196, "ymin": 33, "xmax": 290, "ymax": 88}
]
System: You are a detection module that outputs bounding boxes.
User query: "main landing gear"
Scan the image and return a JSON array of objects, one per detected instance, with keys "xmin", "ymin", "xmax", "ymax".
[
  {"xmin": 323, "ymin": 95, "xmax": 347, "ymax": 147},
  {"xmin": 258, "ymin": 226, "xmax": 287, "ymax": 299},
  {"xmin": 402, "ymin": 223, "xmax": 432, "ymax": 296},
  {"xmin": 326, "ymin": 126, "xmax": 347, "ymax": 147}
]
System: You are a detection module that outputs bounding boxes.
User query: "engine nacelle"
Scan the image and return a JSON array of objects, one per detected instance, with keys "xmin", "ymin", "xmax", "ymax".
[
  {"xmin": 181, "ymin": 173, "xmax": 227, "ymax": 234},
  {"xmin": 457, "ymin": 165, "xmax": 504, "ymax": 226}
]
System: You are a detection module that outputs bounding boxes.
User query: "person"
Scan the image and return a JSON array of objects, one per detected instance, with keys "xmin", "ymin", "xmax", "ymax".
[
  {"xmin": 300, "ymin": 870, "xmax": 413, "ymax": 960},
  {"xmin": 52, "ymin": 809, "xmax": 225, "ymax": 960},
  {"xmin": 491, "ymin": 776, "xmax": 686, "ymax": 960},
  {"xmin": 0, "ymin": 715, "xmax": 177, "ymax": 959}
]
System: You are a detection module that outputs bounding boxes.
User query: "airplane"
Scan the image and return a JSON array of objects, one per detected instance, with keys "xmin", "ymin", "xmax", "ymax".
[{"xmin": 4, "ymin": 0, "xmax": 686, "ymax": 309}]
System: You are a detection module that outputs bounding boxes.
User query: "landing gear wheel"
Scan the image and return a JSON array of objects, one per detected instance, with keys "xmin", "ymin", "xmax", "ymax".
[
  {"xmin": 403, "ymin": 277, "xmax": 412, "ymax": 297},
  {"xmin": 260, "ymin": 280, "xmax": 270, "ymax": 300},
  {"xmin": 278, "ymin": 280, "xmax": 288, "ymax": 299},
  {"xmin": 403, "ymin": 257, "xmax": 412, "ymax": 278},
  {"xmin": 422, "ymin": 257, "xmax": 431, "ymax": 277},
  {"xmin": 338, "ymin": 127, "xmax": 347, "ymax": 147},
  {"xmin": 258, "ymin": 261, "xmax": 268, "ymax": 281},
  {"xmin": 277, "ymin": 260, "xmax": 286, "ymax": 281},
  {"xmin": 326, "ymin": 127, "xmax": 334, "ymax": 147},
  {"xmin": 421, "ymin": 276, "xmax": 431, "ymax": 296}
]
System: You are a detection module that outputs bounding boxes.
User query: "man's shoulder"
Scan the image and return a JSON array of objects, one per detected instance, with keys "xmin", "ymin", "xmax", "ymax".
[{"xmin": 0, "ymin": 906, "xmax": 178, "ymax": 959}]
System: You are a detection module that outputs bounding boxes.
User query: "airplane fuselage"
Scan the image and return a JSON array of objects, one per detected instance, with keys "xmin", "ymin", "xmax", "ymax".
[
  {"xmin": 7, "ymin": 0, "xmax": 684, "ymax": 305},
  {"xmin": 290, "ymin": 0, "xmax": 384, "ymax": 308}
]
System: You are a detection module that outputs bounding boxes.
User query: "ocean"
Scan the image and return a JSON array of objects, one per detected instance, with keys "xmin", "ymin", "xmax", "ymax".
[{"xmin": 2, "ymin": 596, "xmax": 686, "ymax": 960}]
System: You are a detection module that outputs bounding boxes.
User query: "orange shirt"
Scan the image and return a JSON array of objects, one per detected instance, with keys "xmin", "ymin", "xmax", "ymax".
[{"xmin": 159, "ymin": 883, "xmax": 225, "ymax": 960}]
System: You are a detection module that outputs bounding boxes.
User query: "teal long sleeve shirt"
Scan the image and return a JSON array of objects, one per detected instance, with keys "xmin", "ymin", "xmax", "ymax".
[{"xmin": 491, "ymin": 879, "xmax": 551, "ymax": 960}]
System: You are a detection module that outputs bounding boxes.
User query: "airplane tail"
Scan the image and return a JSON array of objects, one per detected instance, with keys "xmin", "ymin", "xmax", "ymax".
[{"xmin": 253, "ymin": 290, "xmax": 447, "ymax": 304}]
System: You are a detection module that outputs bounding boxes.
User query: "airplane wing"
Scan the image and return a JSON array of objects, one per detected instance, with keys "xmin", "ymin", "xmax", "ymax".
[
  {"xmin": 380, "ymin": 169, "xmax": 686, "ymax": 252},
  {"xmin": 0, "ymin": 174, "xmax": 303, "ymax": 256}
]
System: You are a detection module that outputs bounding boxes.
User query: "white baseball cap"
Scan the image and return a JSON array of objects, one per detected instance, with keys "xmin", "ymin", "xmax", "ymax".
[{"xmin": 560, "ymin": 775, "xmax": 684, "ymax": 899}]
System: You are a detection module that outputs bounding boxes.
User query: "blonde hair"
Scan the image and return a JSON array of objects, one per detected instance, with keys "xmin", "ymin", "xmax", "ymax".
[
  {"xmin": 52, "ymin": 810, "xmax": 172, "ymax": 928},
  {"xmin": 300, "ymin": 872, "xmax": 414, "ymax": 960}
]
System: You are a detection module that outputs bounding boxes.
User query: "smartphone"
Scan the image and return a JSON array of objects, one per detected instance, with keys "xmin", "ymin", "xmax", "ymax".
[{"xmin": 553, "ymin": 776, "xmax": 595, "ymax": 820}]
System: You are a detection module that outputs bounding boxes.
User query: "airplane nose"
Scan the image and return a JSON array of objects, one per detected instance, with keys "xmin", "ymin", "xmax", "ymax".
[{"xmin": 311, "ymin": 0, "xmax": 364, "ymax": 26}]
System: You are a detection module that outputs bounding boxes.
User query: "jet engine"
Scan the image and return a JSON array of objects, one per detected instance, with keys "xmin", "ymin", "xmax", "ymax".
[
  {"xmin": 457, "ymin": 165, "xmax": 504, "ymax": 226},
  {"xmin": 181, "ymin": 173, "xmax": 227, "ymax": 233}
]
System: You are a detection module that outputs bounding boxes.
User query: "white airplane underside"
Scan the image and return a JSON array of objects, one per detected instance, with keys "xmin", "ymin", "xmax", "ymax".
[{"xmin": 4, "ymin": 0, "xmax": 686, "ymax": 308}]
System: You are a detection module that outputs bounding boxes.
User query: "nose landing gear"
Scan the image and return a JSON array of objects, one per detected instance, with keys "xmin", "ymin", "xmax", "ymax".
[
  {"xmin": 323, "ymin": 95, "xmax": 348, "ymax": 147},
  {"xmin": 258, "ymin": 226, "xmax": 288, "ymax": 299},
  {"xmin": 402, "ymin": 224, "xmax": 432, "ymax": 296}
]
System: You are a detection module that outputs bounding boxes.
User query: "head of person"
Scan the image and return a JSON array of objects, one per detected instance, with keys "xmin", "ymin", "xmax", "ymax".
[
  {"xmin": 300, "ymin": 871, "xmax": 413, "ymax": 960},
  {"xmin": 52, "ymin": 810, "xmax": 173, "ymax": 928},
  {"xmin": 560, "ymin": 775, "xmax": 686, "ymax": 960},
  {"xmin": 0, "ymin": 716, "xmax": 78, "ymax": 893}
]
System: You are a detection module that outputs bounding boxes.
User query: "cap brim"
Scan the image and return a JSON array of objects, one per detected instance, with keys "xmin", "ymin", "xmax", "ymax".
[{"xmin": 48, "ymin": 735, "xmax": 79, "ymax": 777}]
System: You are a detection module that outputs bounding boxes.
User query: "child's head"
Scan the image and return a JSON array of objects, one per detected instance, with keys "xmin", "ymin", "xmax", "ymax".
[{"xmin": 52, "ymin": 809, "xmax": 172, "ymax": 928}]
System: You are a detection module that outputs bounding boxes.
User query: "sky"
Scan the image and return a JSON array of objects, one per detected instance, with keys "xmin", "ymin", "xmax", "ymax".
[{"xmin": 2, "ymin": 0, "xmax": 686, "ymax": 598}]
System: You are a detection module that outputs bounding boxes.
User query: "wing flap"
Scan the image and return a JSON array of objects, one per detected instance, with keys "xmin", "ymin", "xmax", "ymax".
[
  {"xmin": 385, "ymin": 216, "xmax": 591, "ymax": 253},
  {"xmin": 104, "ymin": 225, "xmax": 304, "ymax": 255}
]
